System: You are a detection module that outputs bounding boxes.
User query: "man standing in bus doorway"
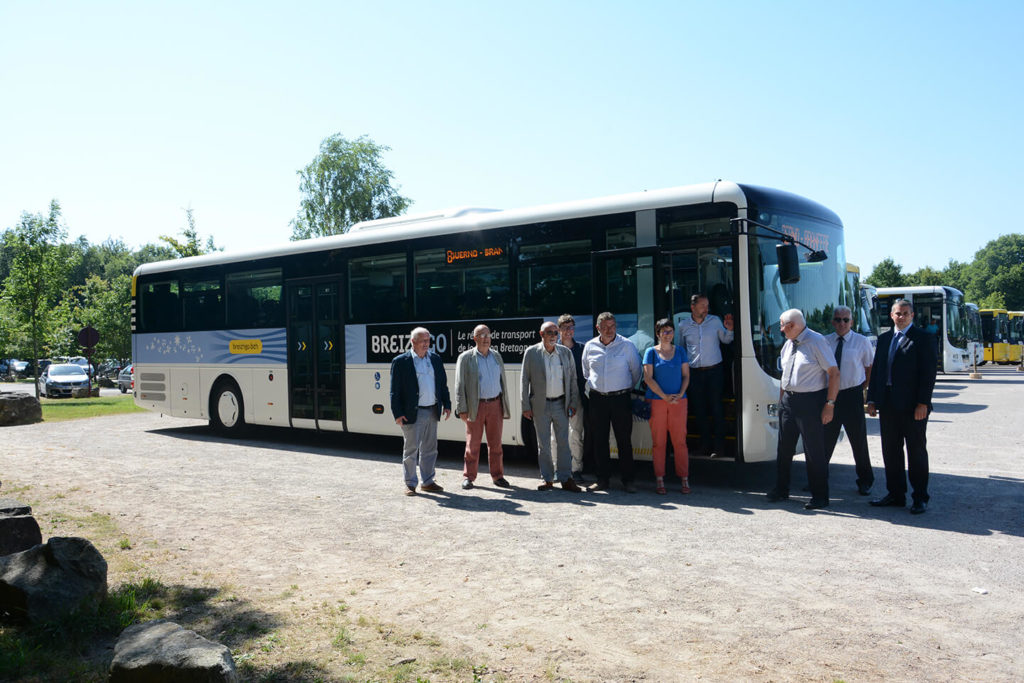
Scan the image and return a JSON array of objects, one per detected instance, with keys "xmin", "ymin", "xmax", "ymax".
[
  {"xmin": 823, "ymin": 305, "xmax": 876, "ymax": 496},
  {"xmin": 766, "ymin": 309, "xmax": 840, "ymax": 510},
  {"xmin": 555, "ymin": 313, "xmax": 592, "ymax": 483},
  {"xmin": 678, "ymin": 293, "xmax": 734, "ymax": 457},
  {"xmin": 867, "ymin": 299, "xmax": 937, "ymax": 514},
  {"xmin": 522, "ymin": 321, "xmax": 582, "ymax": 492},
  {"xmin": 582, "ymin": 312, "xmax": 643, "ymax": 493},
  {"xmin": 390, "ymin": 327, "xmax": 452, "ymax": 496},
  {"xmin": 455, "ymin": 324, "xmax": 512, "ymax": 490}
]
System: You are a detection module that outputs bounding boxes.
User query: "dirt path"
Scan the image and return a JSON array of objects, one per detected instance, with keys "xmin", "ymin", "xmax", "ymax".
[{"xmin": 2, "ymin": 369, "xmax": 1022, "ymax": 681}]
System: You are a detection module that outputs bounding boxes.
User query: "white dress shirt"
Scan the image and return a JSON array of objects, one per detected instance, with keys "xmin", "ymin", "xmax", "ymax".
[
  {"xmin": 825, "ymin": 330, "xmax": 873, "ymax": 390},
  {"xmin": 582, "ymin": 334, "xmax": 642, "ymax": 393}
]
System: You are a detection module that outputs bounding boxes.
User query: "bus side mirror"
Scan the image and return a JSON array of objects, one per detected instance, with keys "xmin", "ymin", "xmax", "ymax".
[{"xmin": 777, "ymin": 242, "xmax": 800, "ymax": 284}]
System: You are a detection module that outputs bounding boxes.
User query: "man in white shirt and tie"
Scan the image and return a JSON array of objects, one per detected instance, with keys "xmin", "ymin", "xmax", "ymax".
[
  {"xmin": 766, "ymin": 308, "xmax": 840, "ymax": 510},
  {"xmin": 823, "ymin": 305, "xmax": 875, "ymax": 496}
]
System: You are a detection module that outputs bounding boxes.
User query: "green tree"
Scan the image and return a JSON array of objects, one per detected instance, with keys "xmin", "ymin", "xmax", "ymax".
[
  {"xmin": 965, "ymin": 234, "xmax": 1024, "ymax": 310},
  {"xmin": 159, "ymin": 208, "xmax": 220, "ymax": 258},
  {"xmin": 291, "ymin": 133, "xmax": 412, "ymax": 239},
  {"xmin": 865, "ymin": 257, "xmax": 906, "ymax": 288},
  {"xmin": 906, "ymin": 265, "xmax": 945, "ymax": 286},
  {"xmin": 942, "ymin": 259, "xmax": 970, "ymax": 295},
  {"xmin": 0, "ymin": 200, "xmax": 78, "ymax": 396},
  {"xmin": 77, "ymin": 274, "xmax": 132, "ymax": 363}
]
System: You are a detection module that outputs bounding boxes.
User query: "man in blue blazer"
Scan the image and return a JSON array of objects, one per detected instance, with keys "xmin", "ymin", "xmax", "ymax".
[
  {"xmin": 391, "ymin": 327, "xmax": 451, "ymax": 495},
  {"xmin": 866, "ymin": 299, "xmax": 937, "ymax": 514}
]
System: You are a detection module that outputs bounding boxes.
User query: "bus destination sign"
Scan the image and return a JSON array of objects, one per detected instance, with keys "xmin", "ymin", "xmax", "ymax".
[{"xmin": 446, "ymin": 246, "xmax": 505, "ymax": 265}]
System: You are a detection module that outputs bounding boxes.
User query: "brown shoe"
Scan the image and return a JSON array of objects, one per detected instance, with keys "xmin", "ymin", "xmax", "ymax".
[
  {"xmin": 537, "ymin": 481, "xmax": 554, "ymax": 491},
  {"xmin": 405, "ymin": 486, "xmax": 417, "ymax": 496},
  {"xmin": 560, "ymin": 479, "xmax": 582, "ymax": 492},
  {"xmin": 419, "ymin": 482, "xmax": 444, "ymax": 493}
]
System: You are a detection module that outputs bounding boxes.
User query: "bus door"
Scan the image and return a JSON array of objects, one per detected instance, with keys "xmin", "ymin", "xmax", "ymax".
[
  {"xmin": 591, "ymin": 247, "xmax": 659, "ymax": 459},
  {"xmin": 659, "ymin": 245, "xmax": 738, "ymax": 458},
  {"xmin": 287, "ymin": 279, "xmax": 345, "ymax": 431}
]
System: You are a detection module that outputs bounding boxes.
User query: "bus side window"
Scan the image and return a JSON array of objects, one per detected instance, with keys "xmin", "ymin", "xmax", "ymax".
[
  {"xmin": 141, "ymin": 280, "xmax": 181, "ymax": 333},
  {"xmin": 226, "ymin": 269, "xmax": 283, "ymax": 329},
  {"xmin": 348, "ymin": 252, "xmax": 408, "ymax": 323}
]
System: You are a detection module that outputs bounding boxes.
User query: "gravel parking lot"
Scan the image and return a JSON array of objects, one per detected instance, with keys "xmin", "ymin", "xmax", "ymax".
[{"xmin": 2, "ymin": 367, "xmax": 1022, "ymax": 680}]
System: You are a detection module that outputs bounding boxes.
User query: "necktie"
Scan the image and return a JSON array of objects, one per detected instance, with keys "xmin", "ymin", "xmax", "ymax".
[
  {"xmin": 886, "ymin": 332, "xmax": 901, "ymax": 385},
  {"xmin": 781, "ymin": 339, "xmax": 799, "ymax": 390},
  {"xmin": 835, "ymin": 336, "xmax": 844, "ymax": 368}
]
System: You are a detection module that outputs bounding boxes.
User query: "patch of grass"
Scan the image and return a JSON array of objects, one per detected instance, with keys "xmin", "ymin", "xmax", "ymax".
[
  {"xmin": 40, "ymin": 394, "xmax": 146, "ymax": 422},
  {"xmin": 118, "ymin": 537, "xmax": 132, "ymax": 550}
]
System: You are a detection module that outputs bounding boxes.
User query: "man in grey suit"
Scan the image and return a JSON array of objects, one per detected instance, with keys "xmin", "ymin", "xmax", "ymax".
[{"xmin": 522, "ymin": 321, "xmax": 582, "ymax": 491}]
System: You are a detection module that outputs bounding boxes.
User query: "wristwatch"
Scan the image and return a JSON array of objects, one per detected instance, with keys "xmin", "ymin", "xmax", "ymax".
[{"xmin": 826, "ymin": 399, "xmax": 836, "ymax": 406}]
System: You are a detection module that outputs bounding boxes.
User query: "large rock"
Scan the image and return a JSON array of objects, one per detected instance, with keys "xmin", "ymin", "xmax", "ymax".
[
  {"xmin": 0, "ymin": 391, "xmax": 42, "ymax": 426},
  {"xmin": 110, "ymin": 620, "xmax": 239, "ymax": 682},
  {"xmin": 0, "ymin": 498, "xmax": 42, "ymax": 556},
  {"xmin": 0, "ymin": 536, "xmax": 107, "ymax": 622}
]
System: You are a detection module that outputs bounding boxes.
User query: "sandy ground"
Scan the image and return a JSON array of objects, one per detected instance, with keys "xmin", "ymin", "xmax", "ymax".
[{"xmin": 2, "ymin": 368, "xmax": 1023, "ymax": 681}]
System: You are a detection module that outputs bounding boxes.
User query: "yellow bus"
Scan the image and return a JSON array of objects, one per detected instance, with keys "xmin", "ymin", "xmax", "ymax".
[
  {"xmin": 979, "ymin": 309, "xmax": 1010, "ymax": 364},
  {"xmin": 1008, "ymin": 312, "xmax": 1024, "ymax": 364}
]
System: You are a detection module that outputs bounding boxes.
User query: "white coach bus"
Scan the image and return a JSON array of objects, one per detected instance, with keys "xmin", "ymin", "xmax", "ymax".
[
  {"xmin": 875, "ymin": 285, "xmax": 972, "ymax": 373},
  {"xmin": 131, "ymin": 181, "xmax": 847, "ymax": 463}
]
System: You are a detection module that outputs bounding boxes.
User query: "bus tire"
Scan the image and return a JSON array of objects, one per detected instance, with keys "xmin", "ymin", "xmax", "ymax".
[{"xmin": 210, "ymin": 379, "xmax": 246, "ymax": 436}]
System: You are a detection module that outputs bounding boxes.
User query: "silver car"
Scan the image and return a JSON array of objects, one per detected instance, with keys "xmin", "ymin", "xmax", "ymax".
[
  {"xmin": 117, "ymin": 364, "xmax": 134, "ymax": 393},
  {"xmin": 38, "ymin": 364, "xmax": 91, "ymax": 398}
]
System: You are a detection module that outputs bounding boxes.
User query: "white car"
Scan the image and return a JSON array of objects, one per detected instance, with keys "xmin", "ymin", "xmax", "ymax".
[{"xmin": 38, "ymin": 364, "xmax": 91, "ymax": 398}]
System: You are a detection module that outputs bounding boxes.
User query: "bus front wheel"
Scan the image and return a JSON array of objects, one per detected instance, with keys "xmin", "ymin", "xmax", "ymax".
[{"xmin": 210, "ymin": 380, "xmax": 246, "ymax": 436}]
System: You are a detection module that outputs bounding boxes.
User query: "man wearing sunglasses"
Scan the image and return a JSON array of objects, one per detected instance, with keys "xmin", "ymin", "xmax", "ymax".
[
  {"xmin": 522, "ymin": 321, "xmax": 582, "ymax": 491},
  {"xmin": 823, "ymin": 306, "xmax": 876, "ymax": 496}
]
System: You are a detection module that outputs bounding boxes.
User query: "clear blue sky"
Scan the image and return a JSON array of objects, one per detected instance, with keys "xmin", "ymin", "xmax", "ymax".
[{"xmin": 2, "ymin": 1, "xmax": 1021, "ymax": 275}]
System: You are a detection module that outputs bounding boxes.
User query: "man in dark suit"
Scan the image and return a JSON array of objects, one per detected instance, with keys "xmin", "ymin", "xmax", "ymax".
[
  {"xmin": 866, "ymin": 299, "xmax": 937, "ymax": 514},
  {"xmin": 391, "ymin": 327, "xmax": 452, "ymax": 495}
]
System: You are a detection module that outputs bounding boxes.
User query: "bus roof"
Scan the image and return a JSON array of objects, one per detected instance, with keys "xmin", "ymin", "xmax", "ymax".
[
  {"xmin": 134, "ymin": 180, "xmax": 842, "ymax": 277},
  {"xmin": 876, "ymin": 285, "xmax": 964, "ymax": 298}
]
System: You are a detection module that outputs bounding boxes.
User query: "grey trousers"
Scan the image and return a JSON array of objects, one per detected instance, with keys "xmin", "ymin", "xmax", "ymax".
[
  {"xmin": 401, "ymin": 407, "xmax": 439, "ymax": 487},
  {"xmin": 534, "ymin": 398, "xmax": 571, "ymax": 483}
]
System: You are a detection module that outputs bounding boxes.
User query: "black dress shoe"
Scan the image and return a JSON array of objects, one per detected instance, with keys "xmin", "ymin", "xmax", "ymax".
[
  {"xmin": 857, "ymin": 484, "xmax": 872, "ymax": 496},
  {"xmin": 910, "ymin": 500, "xmax": 928, "ymax": 514},
  {"xmin": 804, "ymin": 499, "xmax": 829, "ymax": 510},
  {"xmin": 765, "ymin": 490, "xmax": 789, "ymax": 502},
  {"xmin": 870, "ymin": 493, "xmax": 905, "ymax": 507}
]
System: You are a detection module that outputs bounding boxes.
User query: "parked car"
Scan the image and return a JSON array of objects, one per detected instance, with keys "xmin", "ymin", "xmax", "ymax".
[
  {"xmin": 117, "ymin": 364, "xmax": 134, "ymax": 393},
  {"xmin": 9, "ymin": 359, "xmax": 29, "ymax": 376},
  {"xmin": 38, "ymin": 364, "xmax": 91, "ymax": 398}
]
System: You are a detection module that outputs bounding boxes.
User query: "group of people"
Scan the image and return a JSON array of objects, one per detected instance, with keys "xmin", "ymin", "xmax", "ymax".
[
  {"xmin": 388, "ymin": 296, "xmax": 936, "ymax": 514},
  {"xmin": 388, "ymin": 293, "xmax": 734, "ymax": 497},
  {"xmin": 767, "ymin": 298, "xmax": 937, "ymax": 513}
]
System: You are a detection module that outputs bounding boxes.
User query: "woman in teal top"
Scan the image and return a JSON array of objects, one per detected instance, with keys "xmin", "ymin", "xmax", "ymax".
[{"xmin": 643, "ymin": 318, "xmax": 691, "ymax": 494}]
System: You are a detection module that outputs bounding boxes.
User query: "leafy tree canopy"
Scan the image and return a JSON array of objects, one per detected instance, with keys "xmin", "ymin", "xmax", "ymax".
[
  {"xmin": 159, "ymin": 208, "xmax": 220, "ymax": 258},
  {"xmin": 291, "ymin": 133, "xmax": 412, "ymax": 240},
  {"xmin": 865, "ymin": 257, "xmax": 906, "ymax": 288}
]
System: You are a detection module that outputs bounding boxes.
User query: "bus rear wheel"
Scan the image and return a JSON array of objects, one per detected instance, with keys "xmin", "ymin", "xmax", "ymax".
[{"xmin": 210, "ymin": 380, "xmax": 246, "ymax": 436}]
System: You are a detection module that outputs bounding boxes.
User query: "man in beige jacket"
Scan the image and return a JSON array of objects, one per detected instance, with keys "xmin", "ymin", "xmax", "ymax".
[{"xmin": 455, "ymin": 324, "xmax": 511, "ymax": 489}]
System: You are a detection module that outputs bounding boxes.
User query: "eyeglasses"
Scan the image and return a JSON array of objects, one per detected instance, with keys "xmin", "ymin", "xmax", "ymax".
[
  {"xmin": 833, "ymin": 317, "xmax": 850, "ymax": 323},
  {"xmin": 542, "ymin": 330, "xmax": 558, "ymax": 336},
  {"xmin": 659, "ymin": 329, "xmax": 674, "ymax": 335}
]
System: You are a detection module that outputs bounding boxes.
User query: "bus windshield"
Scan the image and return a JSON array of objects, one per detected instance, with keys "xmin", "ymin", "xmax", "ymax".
[
  {"xmin": 944, "ymin": 289, "xmax": 967, "ymax": 348},
  {"xmin": 747, "ymin": 212, "xmax": 845, "ymax": 379}
]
